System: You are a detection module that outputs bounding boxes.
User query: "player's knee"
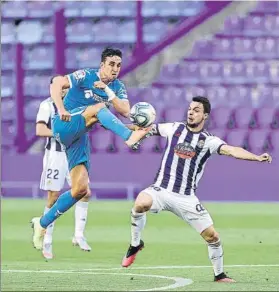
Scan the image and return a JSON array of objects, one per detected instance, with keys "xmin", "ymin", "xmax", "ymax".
[
  {"xmin": 89, "ymin": 103, "xmax": 106, "ymax": 115},
  {"xmin": 83, "ymin": 187, "xmax": 91, "ymax": 200},
  {"xmin": 47, "ymin": 191, "xmax": 60, "ymax": 207},
  {"xmin": 202, "ymin": 227, "xmax": 220, "ymax": 243},
  {"xmin": 71, "ymin": 184, "xmax": 88, "ymax": 199},
  {"xmin": 134, "ymin": 192, "xmax": 153, "ymax": 213}
]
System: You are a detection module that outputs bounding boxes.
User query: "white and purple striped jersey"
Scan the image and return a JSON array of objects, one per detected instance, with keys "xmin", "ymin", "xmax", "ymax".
[
  {"xmin": 153, "ymin": 122, "xmax": 226, "ymax": 196},
  {"xmin": 36, "ymin": 98, "xmax": 64, "ymax": 152}
]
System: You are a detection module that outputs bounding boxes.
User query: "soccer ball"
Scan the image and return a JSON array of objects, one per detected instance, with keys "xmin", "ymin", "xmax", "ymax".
[{"xmin": 129, "ymin": 102, "xmax": 156, "ymax": 128}]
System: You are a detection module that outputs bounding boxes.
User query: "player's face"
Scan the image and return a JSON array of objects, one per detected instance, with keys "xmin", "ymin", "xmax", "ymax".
[
  {"xmin": 187, "ymin": 102, "xmax": 208, "ymax": 128},
  {"xmin": 100, "ymin": 56, "xmax": 122, "ymax": 81}
]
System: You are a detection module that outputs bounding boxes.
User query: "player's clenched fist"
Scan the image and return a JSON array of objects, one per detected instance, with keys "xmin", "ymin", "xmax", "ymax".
[
  {"xmin": 59, "ymin": 109, "xmax": 71, "ymax": 122},
  {"xmin": 94, "ymin": 81, "xmax": 106, "ymax": 89},
  {"xmin": 257, "ymin": 153, "xmax": 272, "ymax": 163}
]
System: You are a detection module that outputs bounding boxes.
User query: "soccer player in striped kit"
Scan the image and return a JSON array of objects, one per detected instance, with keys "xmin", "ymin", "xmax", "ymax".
[
  {"xmin": 122, "ymin": 96, "xmax": 272, "ymax": 282},
  {"xmin": 36, "ymin": 87, "xmax": 91, "ymax": 260}
]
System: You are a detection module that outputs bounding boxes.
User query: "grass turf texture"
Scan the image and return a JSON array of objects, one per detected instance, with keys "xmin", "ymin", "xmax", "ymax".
[{"xmin": 1, "ymin": 199, "xmax": 279, "ymax": 291}]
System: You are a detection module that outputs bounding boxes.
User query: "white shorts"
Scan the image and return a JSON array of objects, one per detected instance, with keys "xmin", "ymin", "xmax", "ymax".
[
  {"xmin": 40, "ymin": 149, "xmax": 71, "ymax": 192},
  {"xmin": 143, "ymin": 185, "xmax": 213, "ymax": 234}
]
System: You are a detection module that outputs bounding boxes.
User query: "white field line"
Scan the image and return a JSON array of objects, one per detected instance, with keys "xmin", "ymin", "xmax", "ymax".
[{"xmin": 1, "ymin": 270, "xmax": 193, "ymax": 291}]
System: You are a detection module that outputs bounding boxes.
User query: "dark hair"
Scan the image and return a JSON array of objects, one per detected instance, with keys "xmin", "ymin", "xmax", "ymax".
[
  {"xmin": 101, "ymin": 47, "xmax": 122, "ymax": 62},
  {"xmin": 50, "ymin": 75, "xmax": 60, "ymax": 84},
  {"xmin": 192, "ymin": 96, "xmax": 211, "ymax": 114}
]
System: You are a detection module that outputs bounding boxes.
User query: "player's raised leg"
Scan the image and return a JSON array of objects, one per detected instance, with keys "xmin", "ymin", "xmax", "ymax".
[
  {"xmin": 122, "ymin": 192, "xmax": 153, "ymax": 267},
  {"xmin": 82, "ymin": 104, "xmax": 152, "ymax": 148},
  {"xmin": 201, "ymin": 225, "xmax": 236, "ymax": 282},
  {"xmin": 72, "ymin": 191, "xmax": 91, "ymax": 251}
]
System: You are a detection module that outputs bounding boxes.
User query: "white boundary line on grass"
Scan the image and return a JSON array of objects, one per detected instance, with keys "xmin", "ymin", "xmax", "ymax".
[{"xmin": 1, "ymin": 270, "xmax": 193, "ymax": 291}]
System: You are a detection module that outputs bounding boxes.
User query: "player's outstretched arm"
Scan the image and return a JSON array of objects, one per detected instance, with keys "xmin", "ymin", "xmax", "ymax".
[
  {"xmin": 94, "ymin": 81, "xmax": 130, "ymax": 117},
  {"xmin": 219, "ymin": 144, "xmax": 272, "ymax": 163},
  {"xmin": 50, "ymin": 76, "xmax": 71, "ymax": 121}
]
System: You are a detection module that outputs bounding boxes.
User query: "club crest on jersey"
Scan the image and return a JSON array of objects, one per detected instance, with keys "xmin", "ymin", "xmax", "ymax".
[
  {"xmin": 197, "ymin": 139, "xmax": 205, "ymax": 148},
  {"xmin": 174, "ymin": 142, "xmax": 196, "ymax": 159},
  {"xmin": 73, "ymin": 70, "xmax": 86, "ymax": 80}
]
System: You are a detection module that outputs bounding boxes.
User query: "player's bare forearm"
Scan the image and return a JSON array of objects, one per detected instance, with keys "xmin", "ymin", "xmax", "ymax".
[
  {"xmin": 219, "ymin": 145, "xmax": 272, "ymax": 163},
  {"xmin": 36, "ymin": 123, "xmax": 53, "ymax": 137},
  {"xmin": 50, "ymin": 76, "xmax": 69, "ymax": 112},
  {"xmin": 111, "ymin": 98, "xmax": 130, "ymax": 117}
]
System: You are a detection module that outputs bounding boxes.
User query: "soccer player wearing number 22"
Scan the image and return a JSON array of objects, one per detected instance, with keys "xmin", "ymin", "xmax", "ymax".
[
  {"xmin": 122, "ymin": 96, "xmax": 272, "ymax": 283},
  {"xmin": 31, "ymin": 47, "xmax": 150, "ymax": 250}
]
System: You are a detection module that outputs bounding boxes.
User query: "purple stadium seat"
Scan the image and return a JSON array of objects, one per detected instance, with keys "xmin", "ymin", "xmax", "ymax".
[
  {"xmin": 24, "ymin": 75, "xmax": 38, "ymax": 96},
  {"xmin": 248, "ymin": 130, "xmax": 269, "ymax": 153},
  {"xmin": 156, "ymin": 64, "xmax": 180, "ymax": 85},
  {"xmin": 1, "ymin": 122, "xmax": 15, "ymax": 147},
  {"xmin": 2, "ymin": 1, "xmax": 28, "ymax": 18},
  {"xmin": 264, "ymin": 15, "xmax": 279, "ymax": 36},
  {"xmin": 127, "ymin": 88, "xmax": 142, "ymax": 100},
  {"xmin": 77, "ymin": 47, "xmax": 102, "ymax": 68},
  {"xmin": 1, "ymin": 75, "xmax": 13, "ymax": 98},
  {"xmin": 118, "ymin": 21, "xmax": 136, "ymax": 43},
  {"xmin": 206, "ymin": 86, "xmax": 228, "ymax": 108},
  {"xmin": 256, "ymin": 107, "xmax": 276, "ymax": 129},
  {"xmin": 177, "ymin": 1, "xmax": 204, "ymax": 16},
  {"xmin": 24, "ymin": 46, "xmax": 54, "ymax": 70},
  {"xmin": 234, "ymin": 107, "xmax": 255, "ymax": 129},
  {"xmin": 211, "ymin": 107, "xmax": 232, "ymax": 129},
  {"xmin": 200, "ymin": 61, "xmax": 223, "ymax": 84},
  {"xmin": 164, "ymin": 108, "xmax": 186, "ymax": 122},
  {"xmin": 1, "ymin": 100, "xmax": 15, "ymax": 122},
  {"xmin": 25, "ymin": 100, "xmax": 42, "ymax": 120},
  {"xmin": 142, "ymin": 1, "xmax": 160, "ymax": 17},
  {"xmin": 27, "ymin": 1, "xmax": 54, "ymax": 17},
  {"xmin": 270, "ymin": 61, "xmax": 279, "ymax": 83},
  {"xmin": 209, "ymin": 129, "xmax": 227, "ymax": 141},
  {"xmin": 254, "ymin": 38, "xmax": 277, "ymax": 58},
  {"xmin": 212, "ymin": 38, "xmax": 232, "ymax": 59},
  {"xmin": 91, "ymin": 129, "xmax": 114, "ymax": 152},
  {"xmin": 142, "ymin": 87, "xmax": 163, "ymax": 104},
  {"xmin": 1, "ymin": 22, "xmax": 15, "ymax": 44},
  {"xmin": 93, "ymin": 21, "xmax": 119, "ymax": 42},
  {"xmin": 65, "ymin": 47, "xmax": 79, "ymax": 69},
  {"xmin": 252, "ymin": 1, "xmax": 279, "ymax": 13},
  {"xmin": 66, "ymin": 21, "xmax": 94, "ymax": 43},
  {"xmin": 244, "ymin": 16, "xmax": 265, "ymax": 37},
  {"xmin": 270, "ymin": 131, "xmax": 279, "ymax": 151},
  {"xmin": 185, "ymin": 86, "xmax": 206, "ymax": 101},
  {"xmin": 106, "ymin": 1, "xmax": 136, "ymax": 17},
  {"xmin": 81, "ymin": 1, "xmax": 106, "ymax": 17},
  {"xmin": 143, "ymin": 21, "xmax": 168, "ymax": 43},
  {"xmin": 246, "ymin": 61, "xmax": 270, "ymax": 83},
  {"xmin": 63, "ymin": 1, "xmax": 82, "ymax": 17},
  {"xmin": 1, "ymin": 46, "xmax": 14, "ymax": 70},
  {"xmin": 180, "ymin": 62, "xmax": 200, "ymax": 84},
  {"xmin": 222, "ymin": 16, "xmax": 244, "ymax": 35},
  {"xmin": 42, "ymin": 22, "xmax": 54, "ymax": 43},
  {"xmin": 156, "ymin": 1, "xmax": 180, "ymax": 17},
  {"xmin": 37, "ymin": 75, "xmax": 52, "ymax": 97},
  {"xmin": 161, "ymin": 86, "xmax": 185, "ymax": 104},
  {"xmin": 226, "ymin": 129, "xmax": 248, "ymax": 147},
  {"xmin": 189, "ymin": 40, "xmax": 213, "ymax": 59},
  {"xmin": 225, "ymin": 61, "xmax": 247, "ymax": 85},
  {"xmin": 232, "ymin": 38, "xmax": 254, "ymax": 59}
]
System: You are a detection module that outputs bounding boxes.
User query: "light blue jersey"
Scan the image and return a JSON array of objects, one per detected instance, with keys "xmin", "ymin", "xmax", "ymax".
[{"xmin": 64, "ymin": 68, "xmax": 128, "ymax": 110}]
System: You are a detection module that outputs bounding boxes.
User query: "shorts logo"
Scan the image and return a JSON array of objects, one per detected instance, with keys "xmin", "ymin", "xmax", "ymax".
[
  {"xmin": 196, "ymin": 204, "xmax": 205, "ymax": 212},
  {"xmin": 197, "ymin": 140, "xmax": 205, "ymax": 148},
  {"xmin": 152, "ymin": 186, "xmax": 161, "ymax": 192},
  {"xmin": 174, "ymin": 142, "xmax": 196, "ymax": 159},
  {"xmin": 84, "ymin": 90, "xmax": 93, "ymax": 99}
]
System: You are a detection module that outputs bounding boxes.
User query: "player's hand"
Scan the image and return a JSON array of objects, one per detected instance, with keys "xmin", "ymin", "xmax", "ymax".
[
  {"xmin": 59, "ymin": 109, "xmax": 71, "ymax": 122},
  {"xmin": 94, "ymin": 81, "xmax": 107, "ymax": 90},
  {"xmin": 257, "ymin": 153, "xmax": 272, "ymax": 163}
]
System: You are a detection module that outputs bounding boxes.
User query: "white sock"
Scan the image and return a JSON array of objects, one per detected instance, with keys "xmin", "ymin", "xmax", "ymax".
[
  {"xmin": 207, "ymin": 239, "xmax": 224, "ymax": 276},
  {"xmin": 131, "ymin": 208, "xmax": 146, "ymax": 247},
  {"xmin": 75, "ymin": 201, "xmax": 89, "ymax": 238},
  {"xmin": 43, "ymin": 207, "xmax": 55, "ymax": 244}
]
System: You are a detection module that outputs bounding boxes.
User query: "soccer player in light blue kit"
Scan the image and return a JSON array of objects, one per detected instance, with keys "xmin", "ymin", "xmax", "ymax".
[{"xmin": 31, "ymin": 48, "xmax": 150, "ymax": 250}]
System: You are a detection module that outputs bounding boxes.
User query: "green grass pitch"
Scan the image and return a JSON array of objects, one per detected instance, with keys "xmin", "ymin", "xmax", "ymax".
[{"xmin": 1, "ymin": 199, "xmax": 279, "ymax": 291}]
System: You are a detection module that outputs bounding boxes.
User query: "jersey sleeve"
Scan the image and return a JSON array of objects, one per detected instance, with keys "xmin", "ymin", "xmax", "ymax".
[
  {"xmin": 152, "ymin": 123, "xmax": 175, "ymax": 138},
  {"xmin": 207, "ymin": 136, "xmax": 226, "ymax": 155},
  {"xmin": 116, "ymin": 81, "xmax": 128, "ymax": 100},
  {"xmin": 66, "ymin": 69, "xmax": 90, "ymax": 88},
  {"xmin": 36, "ymin": 102, "xmax": 51, "ymax": 124}
]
